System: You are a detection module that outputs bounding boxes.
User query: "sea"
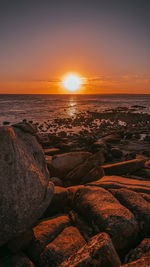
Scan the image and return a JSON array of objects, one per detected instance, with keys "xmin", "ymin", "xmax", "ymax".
[{"xmin": 0, "ymin": 94, "xmax": 150, "ymax": 126}]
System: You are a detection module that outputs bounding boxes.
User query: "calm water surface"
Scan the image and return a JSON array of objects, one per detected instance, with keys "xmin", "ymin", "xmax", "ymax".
[{"xmin": 0, "ymin": 94, "xmax": 150, "ymax": 125}]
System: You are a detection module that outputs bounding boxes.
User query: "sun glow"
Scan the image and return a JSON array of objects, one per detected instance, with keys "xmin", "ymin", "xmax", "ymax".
[{"xmin": 63, "ymin": 74, "xmax": 82, "ymax": 92}]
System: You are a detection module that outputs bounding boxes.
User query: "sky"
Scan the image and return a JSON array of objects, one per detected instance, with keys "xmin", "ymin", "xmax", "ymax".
[{"xmin": 0, "ymin": 0, "xmax": 150, "ymax": 94}]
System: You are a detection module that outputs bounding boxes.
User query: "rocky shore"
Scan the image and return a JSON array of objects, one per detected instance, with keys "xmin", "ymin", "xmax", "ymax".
[{"xmin": 1, "ymin": 108, "xmax": 150, "ymax": 266}]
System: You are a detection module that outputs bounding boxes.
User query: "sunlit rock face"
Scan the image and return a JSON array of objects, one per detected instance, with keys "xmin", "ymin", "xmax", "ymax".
[{"xmin": 0, "ymin": 126, "xmax": 54, "ymax": 246}]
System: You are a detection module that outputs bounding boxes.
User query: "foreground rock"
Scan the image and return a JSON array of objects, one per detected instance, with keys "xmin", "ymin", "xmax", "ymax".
[
  {"xmin": 124, "ymin": 238, "xmax": 150, "ymax": 264},
  {"xmin": 122, "ymin": 252, "xmax": 150, "ymax": 266},
  {"xmin": 48, "ymin": 152, "xmax": 92, "ymax": 178},
  {"xmin": 27, "ymin": 215, "xmax": 71, "ymax": 263},
  {"xmin": 73, "ymin": 186, "xmax": 138, "ymax": 254},
  {"xmin": 102, "ymin": 158, "xmax": 145, "ymax": 176},
  {"xmin": 60, "ymin": 232, "xmax": 121, "ymax": 267},
  {"xmin": 110, "ymin": 188, "xmax": 150, "ymax": 237},
  {"xmin": 0, "ymin": 126, "xmax": 54, "ymax": 246},
  {"xmin": 65, "ymin": 151, "xmax": 104, "ymax": 186},
  {"xmin": 89, "ymin": 175, "xmax": 150, "ymax": 194},
  {"xmin": 39, "ymin": 226, "xmax": 86, "ymax": 266}
]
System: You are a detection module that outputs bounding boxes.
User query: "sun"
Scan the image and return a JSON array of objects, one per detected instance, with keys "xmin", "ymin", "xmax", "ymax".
[{"xmin": 63, "ymin": 74, "xmax": 82, "ymax": 92}]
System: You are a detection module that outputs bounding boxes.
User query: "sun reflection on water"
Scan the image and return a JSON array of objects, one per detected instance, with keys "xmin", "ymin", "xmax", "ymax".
[{"xmin": 67, "ymin": 99, "xmax": 77, "ymax": 117}]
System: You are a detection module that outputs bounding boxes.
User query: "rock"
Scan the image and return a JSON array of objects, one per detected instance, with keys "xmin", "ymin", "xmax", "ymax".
[
  {"xmin": 7, "ymin": 229, "xmax": 34, "ymax": 253},
  {"xmin": 145, "ymin": 160, "xmax": 150, "ymax": 168},
  {"xmin": 81, "ymin": 166, "xmax": 104, "ymax": 184},
  {"xmin": 73, "ymin": 186, "xmax": 138, "ymax": 254},
  {"xmin": 89, "ymin": 176, "xmax": 150, "ymax": 194},
  {"xmin": 122, "ymin": 252, "xmax": 150, "ymax": 266},
  {"xmin": 65, "ymin": 151, "xmax": 104, "ymax": 186},
  {"xmin": 111, "ymin": 148, "xmax": 123, "ymax": 159},
  {"xmin": 39, "ymin": 226, "xmax": 86, "ymax": 266},
  {"xmin": 49, "ymin": 177, "xmax": 63, "ymax": 186},
  {"xmin": 69, "ymin": 210, "xmax": 94, "ymax": 241},
  {"xmin": 109, "ymin": 188, "xmax": 150, "ymax": 237},
  {"xmin": 102, "ymin": 158, "xmax": 145, "ymax": 176},
  {"xmin": 102, "ymin": 134, "xmax": 121, "ymax": 144},
  {"xmin": 133, "ymin": 168, "xmax": 150, "ymax": 179},
  {"xmin": 12, "ymin": 122, "xmax": 37, "ymax": 134},
  {"xmin": 49, "ymin": 152, "xmax": 92, "ymax": 178},
  {"xmin": 3, "ymin": 121, "xmax": 10, "ymax": 125},
  {"xmin": 124, "ymin": 238, "xmax": 150, "ymax": 264},
  {"xmin": 44, "ymin": 186, "xmax": 69, "ymax": 217},
  {"xmin": 27, "ymin": 215, "xmax": 71, "ymax": 262},
  {"xmin": 44, "ymin": 148, "xmax": 60, "ymax": 156},
  {"xmin": 0, "ymin": 126, "xmax": 54, "ymax": 246},
  {"xmin": 12, "ymin": 252, "xmax": 35, "ymax": 267},
  {"xmin": 0, "ymin": 249, "xmax": 35, "ymax": 267},
  {"xmin": 60, "ymin": 232, "xmax": 121, "ymax": 267}
]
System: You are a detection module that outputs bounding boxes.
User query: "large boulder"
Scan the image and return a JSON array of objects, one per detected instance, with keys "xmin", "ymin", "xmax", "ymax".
[
  {"xmin": 102, "ymin": 158, "xmax": 145, "ymax": 176},
  {"xmin": 48, "ymin": 152, "xmax": 92, "ymax": 178},
  {"xmin": 60, "ymin": 232, "xmax": 121, "ymax": 267},
  {"xmin": 27, "ymin": 215, "xmax": 71, "ymax": 262},
  {"xmin": 124, "ymin": 238, "xmax": 150, "ymax": 264},
  {"xmin": 110, "ymin": 188, "xmax": 150, "ymax": 237},
  {"xmin": 39, "ymin": 226, "xmax": 86, "ymax": 266},
  {"xmin": 65, "ymin": 151, "xmax": 104, "ymax": 186},
  {"xmin": 73, "ymin": 186, "xmax": 138, "ymax": 254},
  {"xmin": 0, "ymin": 126, "xmax": 54, "ymax": 246},
  {"xmin": 89, "ymin": 176, "xmax": 150, "ymax": 194}
]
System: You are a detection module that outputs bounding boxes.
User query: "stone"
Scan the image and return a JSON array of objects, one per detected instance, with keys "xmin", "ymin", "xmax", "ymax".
[
  {"xmin": 49, "ymin": 177, "xmax": 63, "ymax": 186},
  {"xmin": 7, "ymin": 229, "xmax": 34, "ymax": 253},
  {"xmin": 102, "ymin": 134, "xmax": 121, "ymax": 144},
  {"xmin": 110, "ymin": 188, "xmax": 150, "ymax": 237},
  {"xmin": 60, "ymin": 232, "xmax": 121, "ymax": 267},
  {"xmin": 44, "ymin": 186, "xmax": 69, "ymax": 217},
  {"xmin": 65, "ymin": 151, "xmax": 104, "ymax": 186},
  {"xmin": 73, "ymin": 186, "xmax": 138, "ymax": 254},
  {"xmin": 0, "ymin": 126, "xmax": 54, "ymax": 246},
  {"xmin": 121, "ymin": 252, "xmax": 150, "ymax": 266},
  {"xmin": 0, "ymin": 249, "xmax": 35, "ymax": 267},
  {"xmin": 124, "ymin": 238, "xmax": 150, "ymax": 264},
  {"xmin": 49, "ymin": 152, "xmax": 92, "ymax": 178},
  {"xmin": 12, "ymin": 122, "xmax": 37, "ymax": 134},
  {"xmin": 81, "ymin": 166, "xmax": 104, "ymax": 184},
  {"xmin": 39, "ymin": 226, "xmax": 86, "ymax": 266},
  {"xmin": 102, "ymin": 158, "xmax": 145, "ymax": 176},
  {"xmin": 27, "ymin": 215, "xmax": 71, "ymax": 262},
  {"xmin": 89, "ymin": 176, "xmax": 150, "ymax": 194},
  {"xmin": 12, "ymin": 252, "xmax": 35, "ymax": 267},
  {"xmin": 133, "ymin": 168, "xmax": 150, "ymax": 179},
  {"xmin": 69, "ymin": 210, "xmax": 94, "ymax": 241},
  {"xmin": 44, "ymin": 148, "xmax": 60, "ymax": 156},
  {"xmin": 111, "ymin": 147, "xmax": 123, "ymax": 159}
]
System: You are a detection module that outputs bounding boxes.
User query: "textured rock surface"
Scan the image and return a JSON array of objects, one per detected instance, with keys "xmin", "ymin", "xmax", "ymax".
[
  {"xmin": 122, "ymin": 252, "xmax": 150, "ymax": 266},
  {"xmin": 124, "ymin": 238, "xmax": 150, "ymax": 264},
  {"xmin": 65, "ymin": 151, "xmax": 104, "ymax": 186},
  {"xmin": 0, "ymin": 126, "xmax": 54, "ymax": 246},
  {"xmin": 49, "ymin": 152, "xmax": 92, "ymax": 178},
  {"xmin": 39, "ymin": 226, "xmax": 86, "ymax": 266},
  {"xmin": 44, "ymin": 186, "xmax": 69, "ymax": 217},
  {"xmin": 102, "ymin": 158, "xmax": 145, "ymax": 176},
  {"xmin": 60, "ymin": 232, "xmax": 121, "ymax": 267},
  {"xmin": 27, "ymin": 215, "xmax": 71, "ymax": 262},
  {"xmin": 110, "ymin": 188, "xmax": 150, "ymax": 237},
  {"xmin": 89, "ymin": 175, "xmax": 150, "ymax": 194},
  {"xmin": 73, "ymin": 186, "xmax": 138, "ymax": 253}
]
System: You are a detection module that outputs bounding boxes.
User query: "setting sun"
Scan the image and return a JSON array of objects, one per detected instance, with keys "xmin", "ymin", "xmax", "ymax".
[{"xmin": 63, "ymin": 74, "xmax": 82, "ymax": 92}]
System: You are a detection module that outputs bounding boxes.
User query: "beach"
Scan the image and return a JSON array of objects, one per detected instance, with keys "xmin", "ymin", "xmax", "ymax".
[{"xmin": 1, "ymin": 96, "xmax": 150, "ymax": 266}]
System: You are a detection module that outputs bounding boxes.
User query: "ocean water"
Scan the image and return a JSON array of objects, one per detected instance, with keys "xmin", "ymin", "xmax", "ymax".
[{"xmin": 0, "ymin": 94, "xmax": 150, "ymax": 126}]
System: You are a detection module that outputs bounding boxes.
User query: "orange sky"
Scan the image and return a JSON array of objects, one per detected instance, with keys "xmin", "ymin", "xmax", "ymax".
[
  {"xmin": 0, "ymin": 1, "xmax": 150, "ymax": 94},
  {"xmin": 0, "ymin": 73, "xmax": 150, "ymax": 94}
]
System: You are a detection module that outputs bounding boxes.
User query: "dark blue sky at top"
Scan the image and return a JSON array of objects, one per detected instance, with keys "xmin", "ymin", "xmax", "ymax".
[{"xmin": 0, "ymin": 0, "xmax": 150, "ymax": 83}]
